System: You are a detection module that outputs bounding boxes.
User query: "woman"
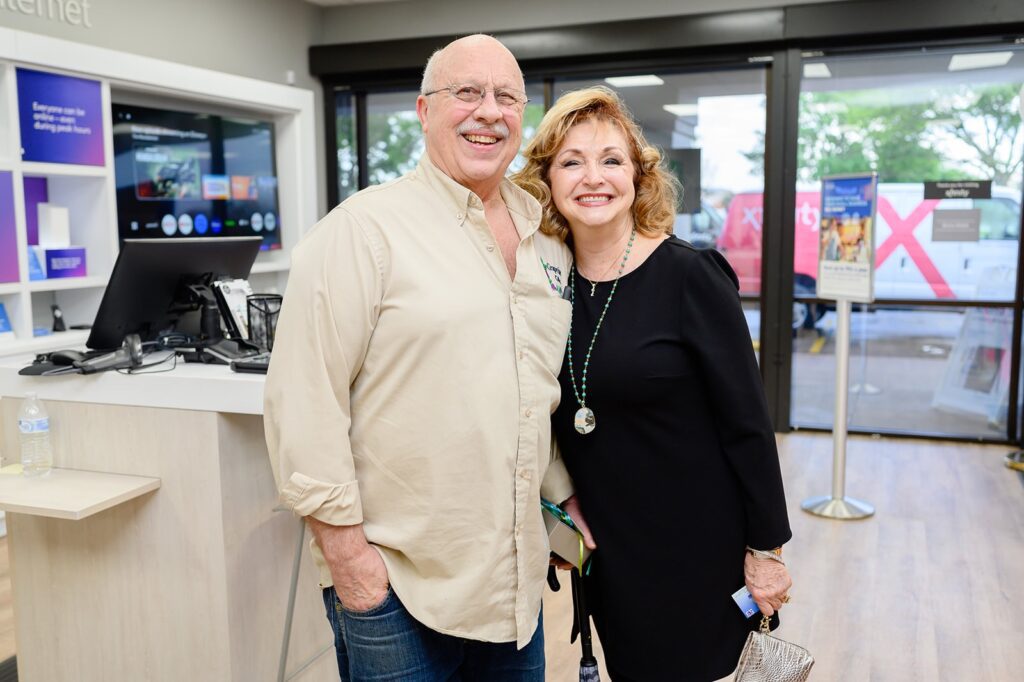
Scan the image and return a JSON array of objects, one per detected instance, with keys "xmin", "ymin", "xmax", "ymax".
[{"xmin": 513, "ymin": 87, "xmax": 793, "ymax": 681}]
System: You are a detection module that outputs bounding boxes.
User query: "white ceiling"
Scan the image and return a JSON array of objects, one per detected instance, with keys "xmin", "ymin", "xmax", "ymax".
[{"xmin": 304, "ymin": 0, "xmax": 405, "ymax": 6}]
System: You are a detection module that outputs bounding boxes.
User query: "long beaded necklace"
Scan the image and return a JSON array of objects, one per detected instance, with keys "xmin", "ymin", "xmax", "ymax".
[{"xmin": 566, "ymin": 227, "xmax": 637, "ymax": 435}]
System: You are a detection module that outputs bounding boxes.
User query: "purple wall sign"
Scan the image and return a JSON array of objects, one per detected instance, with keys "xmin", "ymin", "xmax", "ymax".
[
  {"xmin": 17, "ymin": 68, "xmax": 105, "ymax": 166},
  {"xmin": 23, "ymin": 176, "xmax": 49, "ymax": 246},
  {"xmin": 0, "ymin": 172, "xmax": 19, "ymax": 283}
]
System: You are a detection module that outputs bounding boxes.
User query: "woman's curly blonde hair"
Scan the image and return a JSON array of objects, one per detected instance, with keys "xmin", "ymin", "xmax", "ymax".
[{"xmin": 512, "ymin": 86, "xmax": 679, "ymax": 240}]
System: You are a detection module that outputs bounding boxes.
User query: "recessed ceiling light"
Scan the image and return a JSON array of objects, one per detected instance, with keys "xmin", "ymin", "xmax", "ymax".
[
  {"xmin": 948, "ymin": 51, "xmax": 1014, "ymax": 71},
  {"xmin": 605, "ymin": 75, "xmax": 665, "ymax": 87},
  {"xmin": 662, "ymin": 103, "xmax": 698, "ymax": 117},
  {"xmin": 803, "ymin": 63, "xmax": 832, "ymax": 79}
]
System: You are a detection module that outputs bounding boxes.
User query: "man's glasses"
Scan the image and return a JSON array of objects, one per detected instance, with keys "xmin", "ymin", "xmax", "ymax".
[{"xmin": 423, "ymin": 83, "xmax": 529, "ymax": 111}]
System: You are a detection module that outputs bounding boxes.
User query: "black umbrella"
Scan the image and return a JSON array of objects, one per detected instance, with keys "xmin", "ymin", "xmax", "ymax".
[
  {"xmin": 550, "ymin": 564, "xmax": 601, "ymax": 682},
  {"xmin": 570, "ymin": 567, "xmax": 601, "ymax": 681}
]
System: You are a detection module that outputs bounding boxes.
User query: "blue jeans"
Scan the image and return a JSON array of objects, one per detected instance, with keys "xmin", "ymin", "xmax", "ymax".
[{"xmin": 322, "ymin": 586, "xmax": 545, "ymax": 681}]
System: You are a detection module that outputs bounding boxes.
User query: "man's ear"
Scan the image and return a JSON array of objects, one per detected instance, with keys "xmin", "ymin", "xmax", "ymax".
[{"xmin": 416, "ymin": 95, "xmax": 429, "ymax": 133}]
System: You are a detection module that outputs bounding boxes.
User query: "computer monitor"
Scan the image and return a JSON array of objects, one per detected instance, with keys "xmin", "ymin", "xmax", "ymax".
[{"xmin": 87, "ymin": 237, "xmax": 262, "ymax": 350}]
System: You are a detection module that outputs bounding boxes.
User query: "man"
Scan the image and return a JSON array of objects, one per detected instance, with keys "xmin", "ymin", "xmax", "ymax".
[{"xmin": 264, "ymin": 35, "xmax": 592, "ymax": 681}]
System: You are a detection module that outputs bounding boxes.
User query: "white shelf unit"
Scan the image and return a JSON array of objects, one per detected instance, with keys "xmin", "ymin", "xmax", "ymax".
[{"xmin": 0, "ymin": 27, "xmax": 318, "ymax": 357}]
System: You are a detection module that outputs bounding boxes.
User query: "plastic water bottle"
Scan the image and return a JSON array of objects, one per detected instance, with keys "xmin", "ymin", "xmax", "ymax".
[{"xmin": 18, "ymin": 393, "xmax": 53, "ymax": 477}]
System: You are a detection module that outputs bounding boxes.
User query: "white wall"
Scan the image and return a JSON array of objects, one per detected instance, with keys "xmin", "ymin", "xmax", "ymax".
[
  {"xmin": 318, "ymin": 0, "xmax": 850, "ymax": 44},
  {"xmin": 0, "ymin": 0, "xmax": 329, "ymax": 215}
]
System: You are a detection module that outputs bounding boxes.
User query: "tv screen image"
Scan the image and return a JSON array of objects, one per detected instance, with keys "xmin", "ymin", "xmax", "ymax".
[{"xmin": 112, "ymin": 103, "xmax": 281, "ymax": 250}]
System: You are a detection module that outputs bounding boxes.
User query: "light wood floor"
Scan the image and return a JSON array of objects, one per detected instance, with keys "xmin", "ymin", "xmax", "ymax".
[
  {"xmin": 0, "ymin": 432, "xmax": 1020, "ymax": 680},
  {"xmin": 542, "ymin": 432, "xmax": 1024, "ymax": 681}
]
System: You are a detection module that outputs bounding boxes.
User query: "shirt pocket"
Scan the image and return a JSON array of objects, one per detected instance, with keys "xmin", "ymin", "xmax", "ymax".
[{"xmin": 542, "ymin": 295, "xmax": 571, "ymax": 377}]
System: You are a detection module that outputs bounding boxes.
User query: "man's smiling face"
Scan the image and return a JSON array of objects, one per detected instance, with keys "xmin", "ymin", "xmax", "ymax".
[{"xmin": 417, "ymin": 36, "xmax": 525, "ymax": 199}]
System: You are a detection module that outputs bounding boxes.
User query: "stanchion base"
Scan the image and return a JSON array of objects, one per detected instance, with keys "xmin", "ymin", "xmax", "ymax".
[
  {"xmin": 1006, "ymin": 451, "xmax": 1024, "ymax": 472},
  {"xmin": 801, "ymin": 495, "xmax": 875, "ymax": 519}
]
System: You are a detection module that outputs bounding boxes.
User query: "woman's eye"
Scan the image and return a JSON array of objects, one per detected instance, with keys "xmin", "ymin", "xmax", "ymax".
[
  {"xmin": 604, "ymin": 158, "xmax": 622, "ymax": 166},
  {"xmin": 560, "ymin": 160, "xmax": 580, "ymax": 167}
]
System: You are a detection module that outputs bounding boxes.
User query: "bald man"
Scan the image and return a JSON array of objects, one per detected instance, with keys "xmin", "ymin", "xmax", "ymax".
[{"xmin": 264, "ymin": 35, "xmax": 592, "ymax": 680}]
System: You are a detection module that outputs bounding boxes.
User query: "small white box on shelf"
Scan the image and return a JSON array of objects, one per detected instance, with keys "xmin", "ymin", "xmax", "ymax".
[{"xmin": 37, "ymin": 203, "xmax": 71, "ymax": 247}]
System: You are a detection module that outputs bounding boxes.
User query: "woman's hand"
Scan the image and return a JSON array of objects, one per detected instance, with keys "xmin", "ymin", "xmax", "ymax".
[
  {"xmin": 744, "ymin": 551, "xmax": 792, "ymax": 617},
  {"xmin": 550, "ymin": 495, "xmax": 597, "ymax": 571}
]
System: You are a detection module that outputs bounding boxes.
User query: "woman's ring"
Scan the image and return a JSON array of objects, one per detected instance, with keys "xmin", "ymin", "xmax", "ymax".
[{"xmin": 781, "ymin": 594, "xmax": 791, "ymax": 604}]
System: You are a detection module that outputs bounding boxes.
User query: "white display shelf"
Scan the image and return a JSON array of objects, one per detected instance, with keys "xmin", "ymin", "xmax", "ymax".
[
  {"xmin": 25, "ymin": 276, "xmax": 109, "ymax": 293},
  {"xmin": 0, "ymin": 329, "xmax": 89, "ymax": 356},
  {"xmin": 19, "ymin": 161, "xmax": 108, "ymax": 178},
  {"xmin": 0, "ymin": 283, "xmax": 20, "ymax": 295},
  {"xmin": 0, "ymin": 466, "xmax": 160, "ymax": 521}
]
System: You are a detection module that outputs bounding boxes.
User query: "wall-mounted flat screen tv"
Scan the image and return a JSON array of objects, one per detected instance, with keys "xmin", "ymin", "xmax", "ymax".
[{"xmin": 112, "ymin": 103, "xmax": 281, "ymax": 251}]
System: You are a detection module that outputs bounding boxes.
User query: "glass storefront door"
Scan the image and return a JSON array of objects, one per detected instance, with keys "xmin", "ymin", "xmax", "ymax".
[{"xmin": 791, "ymin": 44, "xmax": 1024, "ymax": 438}]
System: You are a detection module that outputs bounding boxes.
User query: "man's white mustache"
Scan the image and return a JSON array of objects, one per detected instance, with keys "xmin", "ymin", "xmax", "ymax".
[{"xmin": 456, "ymin": 121, "xmax": 510, "ymax": 138}]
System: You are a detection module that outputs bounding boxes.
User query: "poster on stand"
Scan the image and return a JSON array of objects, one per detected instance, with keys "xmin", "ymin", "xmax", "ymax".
[
  {"xmin": 17, "ymin": 68, "xmax": 105, "ymax": 166},
  {"xmin": 817, "ymin": 173, "xmax": 878, "ymax": 302},
  {"xmin": 0, "ymin": 171, "xmax": 18, "ymax": 283}
]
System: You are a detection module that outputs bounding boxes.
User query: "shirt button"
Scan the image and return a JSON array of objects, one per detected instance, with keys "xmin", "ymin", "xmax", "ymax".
[
  {"xmin": 518, "ymin": 350, "xmax": 525, "ymax": 360},
  {"xmin": 486, "ymin": 244, "xmax": 495, "ymax": 252},
  {"xmin": 456, "ymin": 213, "xmax": 464, "ymax": 221},
  {"xmin": 525, "ymin": 408, "xmax": 533, "ymax": 417}
]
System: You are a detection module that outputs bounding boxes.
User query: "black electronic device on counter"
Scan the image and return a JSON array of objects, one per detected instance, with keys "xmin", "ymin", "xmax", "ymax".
[
  {"xmin": 230, "ymin": 353, "xmax": 271, "ymax": 374},
  {"xmin": 86, "ymin": 237, "xmax": 261, "ymax": 351}
]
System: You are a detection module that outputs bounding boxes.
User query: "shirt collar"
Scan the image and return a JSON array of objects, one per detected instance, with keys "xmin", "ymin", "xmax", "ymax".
[{"xmin": 415, "ymin": 154, "xmax": 542, "ymax": 237}]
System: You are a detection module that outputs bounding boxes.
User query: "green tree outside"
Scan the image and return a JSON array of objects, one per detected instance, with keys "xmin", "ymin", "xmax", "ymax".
[{"xmin": 745, "ymin": 83, "xmax": 1023, "ymax": 189}]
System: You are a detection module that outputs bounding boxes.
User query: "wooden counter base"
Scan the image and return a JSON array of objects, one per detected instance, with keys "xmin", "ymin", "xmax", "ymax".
[{"xmin": 0, "ymin": 399, "xmax": 334, "ymax": 681}]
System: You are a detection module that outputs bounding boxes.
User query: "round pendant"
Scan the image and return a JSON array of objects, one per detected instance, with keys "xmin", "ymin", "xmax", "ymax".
[{"xmin": 574, "ymin": 407, "xmax": 596, "ymax": 435}]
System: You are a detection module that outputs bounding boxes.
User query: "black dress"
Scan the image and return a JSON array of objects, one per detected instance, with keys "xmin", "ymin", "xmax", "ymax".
[{"xmin": 553, "ymin": 237, "xmax": 792, "ymax": 682}]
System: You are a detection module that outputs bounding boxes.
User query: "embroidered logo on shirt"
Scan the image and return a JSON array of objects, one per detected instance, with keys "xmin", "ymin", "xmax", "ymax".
[{"xmin": 541, "ymin": 259, "xmax": 564, "ymax": 294}]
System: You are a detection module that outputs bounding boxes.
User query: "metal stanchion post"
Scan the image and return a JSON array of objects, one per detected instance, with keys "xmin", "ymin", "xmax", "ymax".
[{"xmin": 802, "ymin": 298, "xmax": 875, "ymax": 519}]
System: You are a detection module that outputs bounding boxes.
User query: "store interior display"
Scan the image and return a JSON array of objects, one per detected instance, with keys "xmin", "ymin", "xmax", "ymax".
[{"xmin": 0, "ymin": 30, "xmax": 313, "ymax": 355}]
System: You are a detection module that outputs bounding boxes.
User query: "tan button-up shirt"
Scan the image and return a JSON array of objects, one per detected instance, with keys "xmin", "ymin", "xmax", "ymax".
[{"xmin": 264, "ymin": 157, "xmax": 574, "ymax": 647}]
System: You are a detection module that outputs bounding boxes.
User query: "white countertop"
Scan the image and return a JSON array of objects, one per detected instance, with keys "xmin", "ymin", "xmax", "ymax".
[{"xmin": 0, "ymin": 354, "xmax": 266, "ymax": 415}]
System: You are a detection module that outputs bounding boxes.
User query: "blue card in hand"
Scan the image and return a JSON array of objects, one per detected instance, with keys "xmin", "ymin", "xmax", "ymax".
[{"xmin": 732, "ymin": 586, "xmax": 760, "ymax": 618}]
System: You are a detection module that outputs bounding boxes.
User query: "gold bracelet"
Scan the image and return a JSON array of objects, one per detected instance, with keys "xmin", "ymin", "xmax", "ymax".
[{"xmin": 747, "ymin": 546, "xmax": 786, "ymax": 565}]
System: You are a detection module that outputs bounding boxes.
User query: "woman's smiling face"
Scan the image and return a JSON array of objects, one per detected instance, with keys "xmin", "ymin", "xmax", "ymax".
[{"xmin": 548, "ymin": 118, "xmax": 637, "ymax": 233}]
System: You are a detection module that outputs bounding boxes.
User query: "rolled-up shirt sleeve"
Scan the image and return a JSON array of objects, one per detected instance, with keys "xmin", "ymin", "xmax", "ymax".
[{"xmin": 264, "ymin": 207, "xmax": 385, "ymax": 526}]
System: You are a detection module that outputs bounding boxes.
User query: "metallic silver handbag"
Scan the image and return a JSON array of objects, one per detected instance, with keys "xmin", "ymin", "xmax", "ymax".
[{"xmin": 734, "ymin": 615, "xmax": 814, "ymax": 681}]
